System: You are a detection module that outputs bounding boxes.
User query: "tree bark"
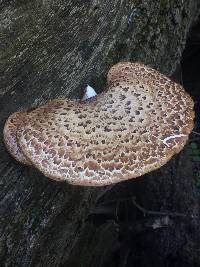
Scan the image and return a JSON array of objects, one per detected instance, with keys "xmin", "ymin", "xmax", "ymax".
[{"xmin": 0, "ymin": 1, "xmax": 200, "ymax": 266}]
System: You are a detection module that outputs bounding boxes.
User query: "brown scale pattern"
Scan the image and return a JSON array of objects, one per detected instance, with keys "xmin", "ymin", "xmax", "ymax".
[
  {"xmin": 15, "ymin": 62, "xmax": 194, "ymax": 186},
  {"xmin": 3, "ymin": 99, "xmax": 65, "ymax": 165},
  {"xmin": 3, "ymin": 111, "xmax": 30, "ymax": 165}
]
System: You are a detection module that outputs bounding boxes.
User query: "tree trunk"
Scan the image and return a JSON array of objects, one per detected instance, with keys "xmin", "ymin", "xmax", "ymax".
[{"xmin": 0, "ymin": 1, "xmax": 200, "ymax": 266}]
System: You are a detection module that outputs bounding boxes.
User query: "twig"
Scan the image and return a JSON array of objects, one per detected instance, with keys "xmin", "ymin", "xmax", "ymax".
[
  {"xmin": 92, "ymin": 196, "xmax": 198, "ymax": 219},
  {"xmin": 131, "ymin": 197, "xmax": 186, "ymax": 218},
  {"xmin": 118, "ymin": 216, "xmax": 173, "ymax": 237},
  {"xmin": 192, "ymin": 131, "xmax": 200, "ymax": 136}
]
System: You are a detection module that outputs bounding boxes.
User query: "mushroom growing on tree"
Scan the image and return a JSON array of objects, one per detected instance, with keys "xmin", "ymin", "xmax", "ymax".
[
  {"xmin": 3, "ymin": 87, "xmax": 97, "ymax": 166},
  {"xmin": 3, "ymin": 99, "xmax": 66, "ymax": 166},
  {"xmin": 3, "ymin": 111, "xmax": 31, "ymax": 165},
  {"xmin": 3, "ymin": 62, "xmax": 194, "ymax": 186}
]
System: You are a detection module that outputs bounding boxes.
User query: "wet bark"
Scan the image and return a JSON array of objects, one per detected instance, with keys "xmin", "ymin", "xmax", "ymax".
[{"xmin": 0, "ymin": 0, "xmax": 200, "ymax": 266}]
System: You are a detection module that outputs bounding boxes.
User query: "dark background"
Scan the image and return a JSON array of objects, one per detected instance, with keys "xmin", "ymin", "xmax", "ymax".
[{"xmin": 83, "ymin": 17, "xmax": 200, "ymax": 267}]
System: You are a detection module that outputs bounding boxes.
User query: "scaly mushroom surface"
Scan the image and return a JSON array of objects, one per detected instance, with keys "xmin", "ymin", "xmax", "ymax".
[
  {"xmin": 3, "ymin": 99, "xmax": 66, "ymax": 165},
  {"xmin": 3, "ymin": 87, "xmax": 97, "ymax": 165},
  {"xmin": 3, "ymin": 111, "xmax": 30, "ymax": 165},
  {"xmin": 14, "ymin": 62, "xmax": 194, "ymax": 186}
]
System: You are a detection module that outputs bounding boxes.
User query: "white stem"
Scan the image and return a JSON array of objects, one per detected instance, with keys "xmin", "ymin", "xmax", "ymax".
[{"xmin": 82, "ymin": 85, "xmax": 97, "ymax": 101}]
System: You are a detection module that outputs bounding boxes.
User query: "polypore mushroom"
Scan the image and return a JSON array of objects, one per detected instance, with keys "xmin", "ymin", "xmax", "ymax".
[
  {"xmin": 3, "ymin": 100, "xmax": 61, "ymax": 165},
  {"xmin": 3, "ymin": 87, "xmax": 97, "ymax": 165},
  {"xmin": 14, "ymin": 62, "xmax": 194, "ymax": 186},
  {"xmin": 3, "ymin": 111, "xmax": 31, "ymax": 165}
]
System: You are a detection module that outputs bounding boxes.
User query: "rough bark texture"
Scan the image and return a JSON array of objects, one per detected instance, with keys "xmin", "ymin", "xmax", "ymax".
[{"xmin": 0, "ymin": 1, "xmax": 200, "ymax": 266}]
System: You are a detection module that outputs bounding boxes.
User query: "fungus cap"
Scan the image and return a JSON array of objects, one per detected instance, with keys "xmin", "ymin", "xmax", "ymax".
[
  {"xmin": 3, "ymin": 99, "xmax": 65, "ymax": 165},
  {"xmin": 16, "ymin": 62, "xmax": 194, "ymax": 186},
  {"xmin": 3, "ymin": 90, "xmax": 95, "ymax": 165},
  {"xmin": 3, "ymin": 111, "xmax": 30, "ymax": 165}
]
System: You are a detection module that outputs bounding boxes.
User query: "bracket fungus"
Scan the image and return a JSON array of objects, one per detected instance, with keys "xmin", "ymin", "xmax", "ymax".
[
  {"xmin": 3, "ymin": 111, "xmax": 31, "ymax": 165},
  {"xmin": 3, "ymin": 99, "xmax": 66, "ymax": 166},
  {"xmin": 3, "ymin": 62, "xmax": 194, "ymax": 186}
]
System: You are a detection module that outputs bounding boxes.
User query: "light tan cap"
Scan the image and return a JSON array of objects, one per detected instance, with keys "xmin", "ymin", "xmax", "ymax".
[
  {"xmin": 16, "ymin": 62, "xmax": 194, "ymax": 186},
  {"xmin": 3, "ymin": 111, "xmax": 31, "ymax": 165},
  {"xmin": 3, "ymin": 100, "xmax": 65, "ymax": 165}
]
